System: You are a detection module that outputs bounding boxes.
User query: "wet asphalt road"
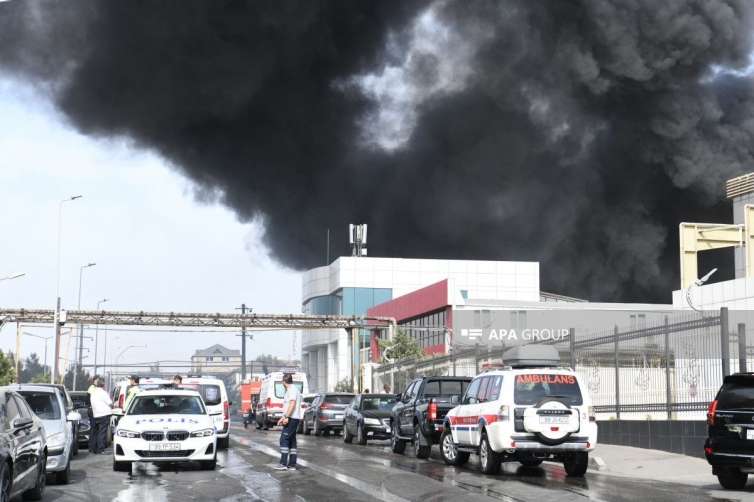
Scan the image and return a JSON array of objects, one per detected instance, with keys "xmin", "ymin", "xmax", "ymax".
[{"xmin": 26, "ymin": 424, "xmax": 754, "ymax": 501}]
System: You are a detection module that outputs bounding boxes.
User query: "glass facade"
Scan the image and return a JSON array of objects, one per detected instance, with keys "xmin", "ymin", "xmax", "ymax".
[
  {"xmin": 303, "ymin": 287, "xmax": 392, "ymax": 316},
  {"xmin": 400, "ymin": 309, "xmax": 448, "ymax": 349}
]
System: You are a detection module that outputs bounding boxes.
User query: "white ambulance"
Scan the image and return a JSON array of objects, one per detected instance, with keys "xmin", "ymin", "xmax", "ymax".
[{"xmin": 255, "ymin": 371, "xmax": 308, "ymax": 429}]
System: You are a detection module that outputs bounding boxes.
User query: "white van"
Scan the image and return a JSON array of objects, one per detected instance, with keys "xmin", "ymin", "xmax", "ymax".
[
  {"xmin": 179, "ymin": 376, "xmax": 232, "ymax": 449},
  {"xmin": 255, "ymin": 372, "xmax": 308, "ymax": 430}
]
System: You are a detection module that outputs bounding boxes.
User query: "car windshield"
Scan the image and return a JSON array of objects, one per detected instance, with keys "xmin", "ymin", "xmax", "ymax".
[
  {"xmin": 361, "ymin": 396, "xmax": 398, "ymax": 412},
  {"xmin": 18, "ymin": 392, "xmax": 61, "ymax": 420},
  {"xmin": 422, "ymin": 380, "xmax": 468, "ymax": 399},
  {"xmin": 71, "ymin": 394, "xmax": 90, "ymax": 409},
  {"xmin": 179, "ymin": 384, "xmax": 222, "ymax": 406},
  {"xmin": 129, "ymin": 395, "xmax": 206, "ymax": 415},
  {"xmin": 514, "ymin": 373, "xmax": 583, "ymax": 406},
  {"xmin": 324, "ymin": 395, "xmax": 353, "ymax": 404},
  {"xmin": 718, "ymin": 380, "xmax": 754, "ymax": 409},
  {"xmin": 274, "ymin": 382, "xmax": 304, "ymax": 398}
]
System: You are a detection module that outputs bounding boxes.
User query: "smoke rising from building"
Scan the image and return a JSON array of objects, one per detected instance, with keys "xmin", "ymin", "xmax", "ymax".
[{"xmin": 2, "ymin": 0, "xmax": 754, "ymax": 302}]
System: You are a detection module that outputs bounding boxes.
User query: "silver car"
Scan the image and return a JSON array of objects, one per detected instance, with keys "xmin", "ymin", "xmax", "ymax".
[{"xmin": 9, "ymin": 384, "xmax": 79, "ymax": 484}]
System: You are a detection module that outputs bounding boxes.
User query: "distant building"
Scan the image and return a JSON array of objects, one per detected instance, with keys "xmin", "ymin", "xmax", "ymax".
[{"xmin": 191, "ymin": 344, "xmax": 241, "ymax": 374}]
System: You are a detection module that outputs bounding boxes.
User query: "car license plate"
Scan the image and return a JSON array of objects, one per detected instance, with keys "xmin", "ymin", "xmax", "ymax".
[
  {"xmin": 746, "ymin": 429, "xmax": 754, "ymax": 440},
  {"xmin": 334, "ymin": 414, "xmax": 343, "ymax": 420},
  {"xmin": 149, "ymin": 443, "xmax": 180, "ymax": 452},
  {"xmin": 539, "ymin": 416, "xmax": 569, "ymax": 424}
]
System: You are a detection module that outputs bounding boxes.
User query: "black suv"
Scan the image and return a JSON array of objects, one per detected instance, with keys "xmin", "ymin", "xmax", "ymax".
[{"xmin": 706, "ymin": 373, "xmax": 754, "ymax": 489}]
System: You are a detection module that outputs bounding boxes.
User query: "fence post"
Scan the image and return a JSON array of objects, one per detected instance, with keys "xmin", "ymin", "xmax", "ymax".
[
  {"xmin": 569, "ymin": 328, "xmax": 576, "ymax": 369},
  {"xmin": 614, "ymin": 325, "xmax": 620, "ymax": 421},
  {"xmin": 721, "ymin": 307, "xmax": 730, "ymax": 378},
  {"xmin": 664, "ymin": 316, "xmax": 672, "ymax": 420},
  {"xmin": 738, "ymin": 323, "xmax": 747, "ymax": 373}
]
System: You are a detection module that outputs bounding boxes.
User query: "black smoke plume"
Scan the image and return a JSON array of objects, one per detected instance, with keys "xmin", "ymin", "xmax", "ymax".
[{"xmin": 2, "ymin": 0, "xmax": 754, "ymax": 302}]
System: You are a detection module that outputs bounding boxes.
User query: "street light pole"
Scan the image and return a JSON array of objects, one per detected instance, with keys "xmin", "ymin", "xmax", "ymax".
[
  {"xmin": 93, "ymin": 298, "xmax": 109, "ymax": 375},
  {"xmin": 53, "ymin": 195, "xmax": 82, "ymax": 384},
  {"xmin": 73, "ymin": 262, "xmax": 96, "ymax": 390}
]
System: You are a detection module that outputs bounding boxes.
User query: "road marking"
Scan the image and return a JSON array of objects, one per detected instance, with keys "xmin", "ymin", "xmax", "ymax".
[{"xmin": 232, "ymin": 435, "xmax": 410, "ymax": 502}]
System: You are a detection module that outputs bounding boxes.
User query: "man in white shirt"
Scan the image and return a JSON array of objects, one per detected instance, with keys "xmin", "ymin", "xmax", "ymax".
[
  {"xmin": 89, "ymin": 376, "xmax": 113, "ymax": 454},
  {"xmin": 274, "ymin": 373, "xmax": 301, "ymax": 470}
]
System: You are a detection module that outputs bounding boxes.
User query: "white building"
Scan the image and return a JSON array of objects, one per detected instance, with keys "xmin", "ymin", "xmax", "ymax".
[{"xmin": 301, "ymin": 257, "xmax": 540, "ymax": 391}]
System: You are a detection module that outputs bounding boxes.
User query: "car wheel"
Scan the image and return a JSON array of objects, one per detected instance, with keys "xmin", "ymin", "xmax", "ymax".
[
  {"xmin": 391, "ymin": 422, "xmax": 406, "ymax": 454},
  {"xmin": 414, "ymin": 427, "xmax": 431, "ymax": 459},
  {"xmin": 303, "ymin": 419, "xmax": 311, "ymax": 436},
  {"xmin": 440, "ymin": 429, "xmax": 469, "ymax": 466},
  {"xmin": 717, "ymin": 466, "xmax": 748, "ymax": 489},
  {"xmin": 563, "ymin": 452, "xmax": 588, "ymax": 477},
  {"xmin": 297, "ymin": 420, "xmax": 303, "ymax": 434},
  {"xmin": 217, "ymin": 436, "xmax": 230, "ymax": 450},
  {"xmin": 479, "ymin": 433, "xmax": 501, "ymax": 475},
  {"xmin": 22, "ymin": 452, "xmax": 46, "ymax": 501},
  {"xmin": 72, "ymin": 436, "xmax": 79, "ymax": 457},
  {"xmin": 357, "ymin": 423, "xmax": 368, "ymax": 446},
  {"xmin": 313, "ymin": 420, "xmax": 322, "ymax": 437},
  {"xmin": 113, "ymin": 460, "xmax": 132, "ymax": 472},
  {"xmin": 343, "ymin": 422, "xmax": 354, "ymax": 444},
  {"xmin": 55, "ymin": 456, "xmax": 71, "ymax": 485}
]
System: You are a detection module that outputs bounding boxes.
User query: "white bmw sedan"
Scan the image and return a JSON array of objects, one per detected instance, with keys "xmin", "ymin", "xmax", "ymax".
[{"xmin": 113, "ymin": 389, "xmax": 217, "ymax": 471}]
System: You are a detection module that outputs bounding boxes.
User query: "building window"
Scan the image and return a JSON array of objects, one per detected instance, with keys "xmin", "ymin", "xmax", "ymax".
[
  {"xmin": 221, "ymin": 356, "xmax": 229, "ymax": 362},
  {"xmin": 206, "ymin": 356, "xmax": 214, "ymax": 362}
]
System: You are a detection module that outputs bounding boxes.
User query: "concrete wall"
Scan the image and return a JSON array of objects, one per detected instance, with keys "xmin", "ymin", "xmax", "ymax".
[{"xmin": 597, "ymin": 420, "xmax": 707, "ymax": 458}]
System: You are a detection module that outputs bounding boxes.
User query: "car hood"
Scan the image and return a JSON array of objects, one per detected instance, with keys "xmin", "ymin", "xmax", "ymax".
[
  {"xmin": 41, "ymin": 418, "xmax": 65, "ymax": 436},
  {"xmin": 118, "ymin": 414, "xmax": 214, "ymax": 432},
  {"xmin": 362, "ymin": 410, "xmax": 392, "ymax": 419}
]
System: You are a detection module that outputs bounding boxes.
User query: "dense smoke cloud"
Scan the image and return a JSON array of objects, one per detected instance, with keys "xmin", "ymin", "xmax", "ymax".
[{"xmin": 2, "ymin": 0, "xmax": 754, "ymax": 302}]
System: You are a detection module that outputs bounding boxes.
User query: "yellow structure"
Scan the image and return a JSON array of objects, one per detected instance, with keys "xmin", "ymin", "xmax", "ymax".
[{"xmin": 679, "ymin": 171, "xmax": 754, "ymax": 289}]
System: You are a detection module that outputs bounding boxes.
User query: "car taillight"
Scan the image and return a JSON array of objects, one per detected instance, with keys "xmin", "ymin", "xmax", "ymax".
[
  {"xmin": 320, "ymin": 403, "xmax": 331, "ymax": 410},
  {"xmin": 223, "ymin": 401, "xmax": 229, "ymax": 421},
  {"xmin": 428, "ymin": 399, "xmax": 437, "ymax": 421},
  {"xmin": 707, "ymin": 400, "xmax": 718, "ymax": 426}
]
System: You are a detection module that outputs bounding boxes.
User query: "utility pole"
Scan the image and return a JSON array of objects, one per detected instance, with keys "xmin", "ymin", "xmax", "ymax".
[{"xmin": 236, "ymin": 304, "xmax": 251, "ymax": 381}]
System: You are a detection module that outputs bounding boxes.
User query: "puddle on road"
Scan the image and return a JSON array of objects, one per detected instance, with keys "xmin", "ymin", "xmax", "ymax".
[{"xmin": 113, "ymin": 463, "xmax": 169, "ymax": 502}]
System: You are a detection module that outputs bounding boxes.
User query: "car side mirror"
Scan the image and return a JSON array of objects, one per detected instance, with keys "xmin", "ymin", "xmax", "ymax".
[
  {"xmin": 12, "ymin": 417, "xmax": 32, "ymax": 430},
  {"xmin": 66, "ymin": 410, "xmax": 81, "ymax": 422},
  {"xmin": 112, "ymin": 408, "xmax": 124, "ymax": 416}
]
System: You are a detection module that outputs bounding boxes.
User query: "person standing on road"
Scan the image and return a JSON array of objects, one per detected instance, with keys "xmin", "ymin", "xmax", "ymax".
[
  {"xmin": 274, "ymin": 373, "xmax": 302, "ymax": 470},
  {"xmin": 87, "ymin": 375, "xmax": 98, "ymax": 452},
  {"xmin": 90, "ymin": 376, "xmax": 113, "ymax": 454}
]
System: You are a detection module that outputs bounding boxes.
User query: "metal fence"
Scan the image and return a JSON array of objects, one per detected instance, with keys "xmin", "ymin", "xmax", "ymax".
[{"xmin": 372, "ymin": 308, "xmax": 752, "ymax": 420}]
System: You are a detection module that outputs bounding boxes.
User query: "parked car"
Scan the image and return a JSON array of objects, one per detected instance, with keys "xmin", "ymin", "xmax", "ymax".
[
  {"xmin": 344, "ymin": 393, "xmax": 399, "ymax": 445},
  {"xmin": 70, "ymin": 391, "xmax": 92, "ymax": 448},
  {"xmin": 296, "ymin": 394, "xmax": 317, "ymax": 433},
  {"xmin": 0, "ymin": 388, "xmax": 47, "ymax": 500},
  {"xmin": 178, "ymin": 376, "xmax": 232, "ymax": 449},
  {"xmin": 110, "ymin": 377, "xmax": 172, "ymax": 438},
  {"xmin": 112, "ymin": 389, "xmax": 217, "ymax": 472},
  {"xmin": 256, "ymin": 372, "xmax": 308, "ymax": 430},
  {"xmin": 441, "ymin": 346, "xmax": 597, "ymax": 476},
  {"xmin": 705, "ymin": 372, "xmax": 754, "ymax": 489},
  {"xmin": 390, "ymin": 376, "xmax": 471, "ymax": 458},
  {"xmin": 33, "ymin": 384, "xmax": 80, "ymax": 456},
  {"xmin": 9, "ymin": 384, "xmax": 80, "ymax": 484},
  {"xmin": 302, "ymin": 393, "xmax": 354, "ymax": 436}
]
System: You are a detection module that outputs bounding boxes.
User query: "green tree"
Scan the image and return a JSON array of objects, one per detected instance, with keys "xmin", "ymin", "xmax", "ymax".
[
  {"xmin": 63, "ymin": 367, "xmax": 92, "ymax": 391},
  {"xmin": 378, "ymin": 329, "xmax": 423, "ymax": 363},
  {"xmin": 334, "ymin": 378, "xmax": 353, "ymax": 392},
  {"xmin": 20, "ymin": 353, "xmax": 48, "ymax": 384},
  {"xmin": 0, "ymin": 352, "xmax": 16, "ymax": 385}
]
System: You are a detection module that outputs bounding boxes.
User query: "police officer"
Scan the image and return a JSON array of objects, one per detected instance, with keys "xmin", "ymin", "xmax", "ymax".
[{"xmin": 274, "ymin": 373, "xmax": 301, "ymax": 470}]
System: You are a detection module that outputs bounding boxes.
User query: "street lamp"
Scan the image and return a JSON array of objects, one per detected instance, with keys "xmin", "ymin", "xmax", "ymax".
[
  {"xmin": 53, "ymin": 194, "xmax": 83, "ymax": 384},
  {"xmin": 0, "ymin": 273, "xmax": 25, "ymax": 282},
  {"xmin": 94, "ymin": 298, "xmax": 109, "ymax": 375},
  {"xmin": 73, "ymin": 262, "xmax": 96, "ymax": 390}
]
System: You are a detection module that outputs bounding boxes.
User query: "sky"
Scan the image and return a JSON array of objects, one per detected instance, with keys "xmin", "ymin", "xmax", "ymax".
[{"xmin": 0, "ymin": 76, "xmax": 302, "ymax": 370}]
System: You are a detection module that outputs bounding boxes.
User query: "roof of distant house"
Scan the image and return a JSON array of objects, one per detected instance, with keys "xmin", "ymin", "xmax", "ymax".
[{"xmin": 192, "ymin": 344, "xmax": 240, "ymax": 357}]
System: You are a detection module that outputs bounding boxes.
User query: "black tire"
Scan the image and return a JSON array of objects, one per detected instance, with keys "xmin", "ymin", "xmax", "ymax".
[
  {"xmin": 414, "ymin": 427, "xmax": 431, "ymax": 459},
  {"xmin": 479, "ymin": 433, "xmax": 501, "ymax": 475},
  {"xmin": 303, "ymin": 419, "xmax": 311, "ymax": 436},
  {"xmin": 217, "ymin": 436, "xmax": 230, "ymax": 450},
  {"xmin": 22, "ymin": 453, "xmax": 46, "ymax": 501},
  {"xmin": 343, "ymin": 422, "xmax": 354, "ymax": 443},
  {"xmin": 72, "ymin": 436, "xmax": 79, "ymax": 457},
  {"xmin": 55, "ymin": 456, "xmax": 71, "ymax": 485},
  {"xmin": 297, "ymin": 421, "xmax": 303, "ymax": 434},
  {"xmin": 200, "ymin": 458, "xmax": 217, "ymax": 470},
  {"xmin": 357, "ymin": 423, "xmax": 368, "ymax": 446},
  {"xmin": 313, "ymin": 420, "xmax": 322, "ymax": 437},
  {"xmin": 113, "ymin": 460, "xmax": 132, "ymax": 472},
  {"xmin": 563, "ymin": 452, "xmax": 588, "ymax": 477},
  {"xmin": 717, "ymin": 466, "xmax": 748, "ymax": 489},
  {"xmin": 391, "ymin": 422, "xmax": 406, "ymax": 454},
  {"xmin": 0, "ymin": 462, "xmax": 10, "ymax": 502},
  {"xmin": 440, "ymin": 429, "xmax": 469, "ymax": 466}
]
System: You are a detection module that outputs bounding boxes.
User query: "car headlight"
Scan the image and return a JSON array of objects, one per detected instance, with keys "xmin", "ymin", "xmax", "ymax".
[
  {"xmin": 116, "ymin": 429, "xmax": 141, "ymax": 439},
  {"xmin": 364, "ymin": 418, "xmax": 381, "ymax": 426},
  {"xmin": 190, "ymin": 428, "xmax": 215, "ymax": 438},
  {"xmin": 47, "ymin": 432, "xmax": 66, "ymax": 448}
]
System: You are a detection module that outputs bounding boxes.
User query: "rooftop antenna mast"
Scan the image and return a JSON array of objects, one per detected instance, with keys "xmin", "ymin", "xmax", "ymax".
[{"xmin": 349, "ymin": 223, "xmax": 368, "ymax": 257}]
